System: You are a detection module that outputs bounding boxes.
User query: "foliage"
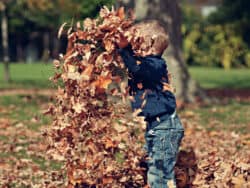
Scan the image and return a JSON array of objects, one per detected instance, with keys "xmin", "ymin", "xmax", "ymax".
[
  {"xmin": 19, "ymin": 0, "xmax": 114, "ymax": 29},
  {"xmin": 181, "ymin": 4, "xmax": 250, "ymax": 69},
  {"xmin": 0, "ymin": 93, "xmax": 250, "ymax": 187},
  {"xmin": 3, "ymin": 0, "xmax": 114, "ymax": 34},
  {"xmin": 178, "ymin": 112, "xmax": 250, "ymax": 187},
  {"xmin": 0, "ymin": 95, "xmax": 64, "ymax": 187},
  {"xmin": 208, "ymin": 0, "xmax": 250, "ymax": 45},
  {"xmin": 45, "ymin": 7, "xmax": 149, "ymax": 187}
]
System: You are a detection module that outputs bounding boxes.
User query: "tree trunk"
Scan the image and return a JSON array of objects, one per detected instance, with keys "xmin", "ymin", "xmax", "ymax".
[
  {"xmin": 52, "ymin": 34, "xmax": 60, "ymax": 59},
  {"xmin": 117, "ymin": 0, "xmax": 207, "ymax": 102},
  {"xmin": 16, "ymin": 35, "xmax": 24, "ymax": 62},
  {"xmin": 42, "ymin": 31, "xmax": 50, "ymax": 62},
  {"xmin": 1, "ymin": 5, "xmax": 10, "ymax": 82}
]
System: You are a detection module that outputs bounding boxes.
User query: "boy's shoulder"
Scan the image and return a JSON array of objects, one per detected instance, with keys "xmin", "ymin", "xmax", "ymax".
[
  {"xmin": 137, "ymin": 54, "xmax": 167, "ymax": 68},
  {"xmin": 120, "ymin": 45, "xmax": 166, "ymax": 64}
]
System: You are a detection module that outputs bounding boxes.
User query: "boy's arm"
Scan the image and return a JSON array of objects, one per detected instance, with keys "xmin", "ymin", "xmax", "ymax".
[
  {"xmin": 118, "ymin": 46, "xmax": 140, "ymax": 73},
  {"xmin": 119, "ymin": 46, "xmax": 167, "ymax": 82}
]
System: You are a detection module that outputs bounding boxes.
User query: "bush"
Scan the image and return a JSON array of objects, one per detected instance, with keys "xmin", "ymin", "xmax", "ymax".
[{"xmin": 181, "ymin": 5, "xmax": 250, "ymax": 69}]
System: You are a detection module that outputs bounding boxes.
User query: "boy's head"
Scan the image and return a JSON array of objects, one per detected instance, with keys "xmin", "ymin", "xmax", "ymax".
[{"xmin": 126, "ymin": 20, "xmax": 169, "ymax": 57}]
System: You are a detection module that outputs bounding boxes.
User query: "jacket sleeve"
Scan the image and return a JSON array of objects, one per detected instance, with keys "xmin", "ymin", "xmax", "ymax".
[
  {"xmin": 118, "ymin": 47, "xmax": 167, "ymax": 82},
  {"xmin": 137, "ymin": 57, "xmax": 167, "ymax": 82},
  {"xmin": 118, "ymin": 47, "xmax": 140, "ymax": 73}
]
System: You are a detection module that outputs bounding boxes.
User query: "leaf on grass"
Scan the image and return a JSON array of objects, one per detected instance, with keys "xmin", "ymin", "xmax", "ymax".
[{"xmin": 53, "ymin": 59, "xmax": 61, "ymax": 69}]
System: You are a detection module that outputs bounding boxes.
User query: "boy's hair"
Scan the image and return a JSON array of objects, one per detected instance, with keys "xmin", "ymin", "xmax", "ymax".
[{"xmin": 127, "ymin": 20, "xmax": 169, "ymax": 56}]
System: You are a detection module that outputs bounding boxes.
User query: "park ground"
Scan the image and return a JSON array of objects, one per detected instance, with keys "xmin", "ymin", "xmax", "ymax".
[{"xmin": 0, "ymin": 63, "xmax": 249, "ymax": 187}]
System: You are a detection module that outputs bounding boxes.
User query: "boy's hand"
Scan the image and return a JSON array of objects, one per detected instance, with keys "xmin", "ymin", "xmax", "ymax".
[{"xmin": 116, "ymin": 34, "xmax": 129, "ymax": 49}]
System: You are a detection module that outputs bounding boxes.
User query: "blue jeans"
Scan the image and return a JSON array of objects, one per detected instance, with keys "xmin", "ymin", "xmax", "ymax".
[{"xmin": 144, "ymin": 111, "xmax": 184, "ymax": 188}]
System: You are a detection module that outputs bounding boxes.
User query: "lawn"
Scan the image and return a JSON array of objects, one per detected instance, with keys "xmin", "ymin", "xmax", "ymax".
[
  {"xmin": 188, "ymin": 66, "xmax": 250, "ymax": 89},
  {"xmin": 0, "ymin": 62, "xmax": 54, "ymax": 89},
  {"xmin": 0, "ymin": 94, "xmax": 62, "ymax": 186},
  {"xmin": 1, "ymin": 63, "xmax": 250, "ymax": 89},
  {"xmin": 179, "ymin": 99, "xmax": 250, "ymax": 134},
  {"xmin": 0, "ymin": 64, "xmax": 249, "ymax": 186}
]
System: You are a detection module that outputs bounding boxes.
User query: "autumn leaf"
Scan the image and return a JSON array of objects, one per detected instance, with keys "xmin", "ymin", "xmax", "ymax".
[
  {"xmin": 136, "ymin": 60, "xmax": 142, "ymax": 65},
  {"xmin": 102, "ymin": 177, "xmax": 113, "ymax": 184},
  {"xmin": 81, "ymin": 64, "xmax": 94, "ymax": 81},
  {"xmin": 162, "ymin": 82, "xmax": 173, "ymax": 92},
  {"xmin": 92, "ymin": 75, "xmax": 112, "ymax": 89},
  {"xmin": 103, "ymin": 39, "xmax": 115, "ymax": 53},
  {"xmin": 45, "ymin": 6, "xmax": 147, "ymax": 187},
  {"xmin": 116, "ymin": 7, "xmax": 125, "ymax": 19},
  {"xmin": 141, "ymin": 99, "xmax": 147, "ymax": 108},
  {"xmin": 58, "ymin": 22, "xmax": 67, "ymax": 38}
]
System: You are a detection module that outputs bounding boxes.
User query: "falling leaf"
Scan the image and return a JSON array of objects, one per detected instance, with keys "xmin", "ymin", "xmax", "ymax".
[
  {"xmin": 58, "ymin": 22, "xmax": 67, "ymax": 38},
  {"xmin": 103, "ymin": 39, "xmax": 115, "ymax": 53},
  {"xmin": 136, "ymin": 60, "xmax": 142, "ymax": 65},
  {"xmin": 116, "ymin": 7, "xmax": 125, "ymax": 19},
  {"xmin": 92, "ymin": 75, "xmax": 112, "ymax": 89},
  {"xmin": 81, "ymin": 64, "xmax": 94, "ymax": 81},
  {"xmin": 141, "ymin": 99, "xmax": 147, "ymax": 108},
  {"xmin": 162, "ymin": 82, "xmax": 172, "ymax": 92},
  {"xmin": 53, "ymin": 59, "xmax": 61, "ymax": 69},
  {"xmin": 133, "ymin": 108, "xmax": 142, "ymax": 117}
]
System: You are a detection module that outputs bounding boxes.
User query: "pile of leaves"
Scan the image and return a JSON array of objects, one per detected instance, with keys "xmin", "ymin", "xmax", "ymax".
[
  {"xmin": 175, "ymin": 113, "xmax": 250, "ymax": 188},
  {"xmin": 0, "ymin": 95, "xmax": 249, "ymax": 187},
  {"xmin": 45, "ymin": 6, "xmax": 148, "ymax": 187}
]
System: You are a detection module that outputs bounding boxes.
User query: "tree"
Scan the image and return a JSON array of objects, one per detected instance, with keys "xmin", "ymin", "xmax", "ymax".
[
  {"xmin": 208, "ymin": 0, "xmax": 250, "ymax": 46},
  {"xmin": 0, "ymin": 0, "xmax": 11, "ymax": 82},
  {"xmin": 117, "ymin": 0, "xmax": 206, "ymax": 102},
  {"xmin": 16, "ymin": 0, "xmax": 114, "ymax": 61}
]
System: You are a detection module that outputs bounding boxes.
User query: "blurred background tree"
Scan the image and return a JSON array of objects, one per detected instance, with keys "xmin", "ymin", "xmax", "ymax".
[
  {"xmin": 1, "ymin": 0, "xmax": 250, "ymax": 100},
  {"xmin": 182, "ymin": 0, "xmax": 250, "ymax": 69},
  {"xmin": 1, "ymin": 0, "xmax": 11, "ymax": 82},
  {"xmin": 0, "ymin": 0, "xmax": 114, "ymax": 82}
]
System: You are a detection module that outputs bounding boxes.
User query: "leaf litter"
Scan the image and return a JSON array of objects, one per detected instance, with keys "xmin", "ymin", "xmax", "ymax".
[{"xmin": 0, "ymin": 6, "xmax": 249, "ymax": 188}]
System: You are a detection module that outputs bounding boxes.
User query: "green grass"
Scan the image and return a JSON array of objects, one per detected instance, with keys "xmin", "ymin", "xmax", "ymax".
[
  {"xmin": 0, "ymin": 62, "xmax": 55, "ymax": 89},
  {"xmin": 1, "ymin": 63, "xmax": 250, "ymax": 89},
  {"xmin": 0, "ymin": 95, "xmax": 52, "ymax": 130},
  {"xmin": 188, "ymin": 66, "xmax": 250, "ymax": 89},
  {"xmin": 180, "ymin": 99, "xmax": 250, "ymax": 134},
  {"xmin": 0, "ymin": 94, "xmax": 62, "ymax": 174}
]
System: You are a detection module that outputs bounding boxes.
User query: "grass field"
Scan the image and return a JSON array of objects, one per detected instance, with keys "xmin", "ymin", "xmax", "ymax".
[
  {"xmin": 1, "ymin": 63, "xmax": 250, "ymax": 89},
  {"xmin": 0, "ymin": 63, "xmax": 249, "ymax": 186},
  {"xmin": 189, "ymin": 66, "xmax": 250, "ymax": 89},
  {"xmin": 0, "ymin": 63, "xmax": 54, "ymax": 89},
  {"xmin": 0, "ymin": 63, "xmax": 250, "ymax": 132}
]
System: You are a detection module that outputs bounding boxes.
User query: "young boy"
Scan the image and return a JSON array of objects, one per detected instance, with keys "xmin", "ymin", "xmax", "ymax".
[{"xmin": 118, "ymin": 20, "xmax": 185, "ymax": 188}]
